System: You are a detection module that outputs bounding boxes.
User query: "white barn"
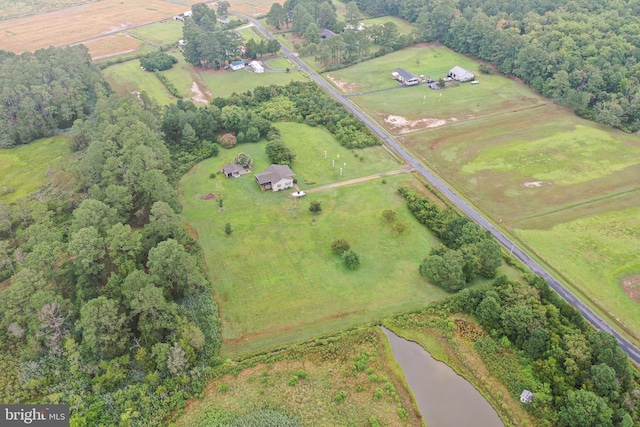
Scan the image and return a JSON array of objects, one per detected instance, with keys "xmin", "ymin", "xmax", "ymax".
[
  {"xmin": 249, "ymin": 61, "xmax": 264, "ymax": 73},
  {"xmin": 448, "ymin": 66, "xmax": 475, "ymax": 82}
]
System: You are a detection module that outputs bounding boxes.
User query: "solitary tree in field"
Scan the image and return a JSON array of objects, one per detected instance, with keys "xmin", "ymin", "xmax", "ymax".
[
  {"xmin": 392, "ymin": 221, "xmax": 407, "ymax": 234},
  {"xmin": 331, "ymin": 238, "xmax": 350, "ymax": 255},
  {"xmin": 225, "ymin": 223, "xmax": 233, "ymax": 235},
  {"xmin": 382, "ymin": 209, "xmax": 396, "ymax": 222},
  {"xmin": 343, "ymin": 250, "xmax": 360, "ymax": 270},
  {"xmin": 309, "ymin": 200, "xmax": 322, "ymax": 214}
]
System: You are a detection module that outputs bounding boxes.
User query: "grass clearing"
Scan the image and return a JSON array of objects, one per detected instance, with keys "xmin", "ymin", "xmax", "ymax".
[
  {"xmin": 0, "ymin": 136, "xmax": 71, "ymax": 202},
  {"xmin": 103, "ymin": 61, "xmax": 175, "ymax": 105},
  {"xmin": 0, "ymin": 0, "xmax": 88, "ymax": 20},
  {"xmin": 174, "ymin": 328, "xmax": 422, "ymax": 426},
  {"xmin": 265, "ymin": 57, "xmax": 292, "ymax": 69},
  {"xmin": 180, "ymin": 123, "xmax": 449, "ymax": 357},
  {"xmin": 361, "ymin": 15, "xmax": 415, "ymax": 35},
  {"xmin": 126, "ymin": 19, "xmax": 184, "ymax": 46},
  {"xmin": 196, "ymin": 68, "xmax": 308, "ymax": 99},
  {"xmin": 236, "ymin": 26, "xmax": 265, "ymax": 42}
]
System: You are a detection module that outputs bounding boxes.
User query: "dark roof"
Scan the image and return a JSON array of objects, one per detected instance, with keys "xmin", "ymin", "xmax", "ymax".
[
  {"xmin": 321, "ymin": 28, "xmax": 337, "ymax": 38},
  {"xmin": 222, "ymin": 163, "xmax": 244, "ymax": 175},
  {"xmin": 255, "ymin": 164, "xmax": 295, "ymax": 185},
  {"xmin": 394, "ymin": 68, "xmax": 418, "ymax": 81}
]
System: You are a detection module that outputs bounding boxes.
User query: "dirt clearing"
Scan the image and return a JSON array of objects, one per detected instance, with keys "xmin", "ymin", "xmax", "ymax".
[
  {"xmin": 383, "ymin": 114, "xmax": 458, "ymax": 134},
  {"xmin": 622, "ymin": 274, "xmax": 640, "ymax": 303},
  {"xmin": 0, "ymin": 0, "xmax": 188, "ymax": 53}
]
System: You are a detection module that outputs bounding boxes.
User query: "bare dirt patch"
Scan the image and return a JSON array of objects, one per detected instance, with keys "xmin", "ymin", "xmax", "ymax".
[
  {"xmin": 191, "ymin": 81, "xmax": 212, "ymax": 104},
  {"xmin": 382, "ymin": 114, "xmax": 458, "ymax": 134},
  {"xmin": 523, "ymin": 181, "xmax": 544, "ymax": 188},
  {"xmin": 84, "ymin": 33, "xmax": 141, "ymax": 59},
  {"xmin": 0, "ymin": 0, "xmax": 187, "ymax": 53},
  {"xmin": 326, "ymin": 73, "xmax": 361, "ymax": 93},
  {"xmin": 200, "ymin": 193, "xmax": 217, "ymax": 200},
  {"xmin": 183, "ymin": 223, "xmax": 199, "ymax": 240},
  {"xmin": 622, "ymin": 274, "xmax": 640, "ymax": 303}
]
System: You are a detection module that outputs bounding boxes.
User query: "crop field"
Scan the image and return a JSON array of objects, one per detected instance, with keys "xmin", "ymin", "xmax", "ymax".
[
  {"xmin": 174, "ymin": 328, "xmax": 421, "ymax": 426},
  {"xmin": 0, "ymin": 0, "xmax": 189, "ymax": 53},
  {"xmin": 228, "ymin": 0, "xmax": 275, "ymax": 17},
  {"xmin": 0, "ymin": 0, "xmax": 89, "ymax": 20},
  {"xmin": 0, "ymin": 136, "xmax": 71, "ymax": 202},
  {"xmin": 180, "ymin": 123, "xmax": 455, "ymax": 356},
  {"xmin": 84, "ymin": 34, "xmax": 142, "ymax": 60}
]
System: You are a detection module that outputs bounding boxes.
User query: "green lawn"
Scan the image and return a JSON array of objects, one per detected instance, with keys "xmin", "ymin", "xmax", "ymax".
[
  {"xmin": 126, "ymin": 19, "xmax": 184, "ymax": 46},
  {"xmin": 265, "ymin": 57, "xmax": 292, "ymax": 70},
  {"xmin": 236, "ymin": 26, "xmax": 265, "ymax": 42},
  {"xmin": 180, "ymin": 123, "xmax": 448, "ymax": 357},
  {"xmin": 361, "ymin": 15, "xmax": 415, "ymax": 35},
  {"xmin": 160, "ymin": 49, "xmax": 200, "ymax": 100},
  {"xmin": 0, "ymin": 136, "xmax": 71, "ymax": 202},
  {"xmin": 103, "ymin": 61, "xmax": 175, "ymax": 104},
  {"xmin": 196, "ymin": 68, "xmax": 308, "ymax": 98}
]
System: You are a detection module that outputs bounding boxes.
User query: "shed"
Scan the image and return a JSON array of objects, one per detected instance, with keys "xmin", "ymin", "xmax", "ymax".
[
  {"xmin": 249, "ymin": 60, "xmax": 264, "ymax": 73},
  {"xmin": 230, "ymin": 61, "xmax": 245, "ymax": 71},
  {"xmin": 448, "ymin": 66, "xmax": 475, "ymax": 82},
  {"xmin": 321, "ymin": 28, "xmax": 337, "ymax": 39},
  {"xmin": 520, "ymin": 390, "xmax": 533, "ymax": 404},
  {"xmin": 221, "ymin": 163, "xmax": 246, "ymax": 178}
]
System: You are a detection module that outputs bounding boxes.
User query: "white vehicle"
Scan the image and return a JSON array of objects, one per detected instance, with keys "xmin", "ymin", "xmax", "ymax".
[{"xmin": 291, "ymin": 191, "xmax": 306, "ymax": 198}]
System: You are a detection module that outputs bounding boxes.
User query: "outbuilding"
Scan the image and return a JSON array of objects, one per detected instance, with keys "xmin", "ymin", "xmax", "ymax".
[
  {"xmin": 249, "ymin": 60, "xmax": 264, "ymax": 73},
  {"xmin": 448, "ymin": 66, "xmax": 475, "ymax": 82},
  {"xmin": 230, "ymin": 61, "xmax": 245, "ymax": 71}
]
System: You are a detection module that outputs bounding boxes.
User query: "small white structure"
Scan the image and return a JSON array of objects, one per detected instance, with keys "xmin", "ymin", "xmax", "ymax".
[
  {"xmin": 448, "ymin": 66, "xmax": 475, "ymax": 82},
  {"xmin": 291, "ymin": 191, "xmax": 306, "ymax": 198},
  {"xmin": 230, "ymin": 61, "xmax": 245, "ymax": 71},
  {"xmin": 178, "ymin": 39, "xmax": 188, "ymax": 47},
  {"xmin": 520, "ymin": 390, "xmax": 533, "ymax": 404},
  {"xmin": 249, "ymin": 61, "xmax": 264, "ymax": 73},
  {"xmin": 218, "ymin": 15, "xmax": 230, "ymax": 24},
  {"xmin": 184, "ymin": 10, "xmax": 193, "ymax": 18}
]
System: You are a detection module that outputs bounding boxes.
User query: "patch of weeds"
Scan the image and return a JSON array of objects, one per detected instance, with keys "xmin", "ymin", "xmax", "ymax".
[
  {"xmin": 218, "ymin": 384, "xmax": 229, "ymax": 393},
  {"xmin": 334, "ymin": 390, "xmax": 348, "ymax": 403}
]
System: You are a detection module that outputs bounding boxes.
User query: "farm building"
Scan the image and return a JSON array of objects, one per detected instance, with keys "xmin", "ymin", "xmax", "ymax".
[
  {"xmin": 230, "ymin": 61, "xmax": 246, "ymax": 71},
  {"xmin": 249, "ymin": 61, "xmax": 264, "ymax": 73},
  {"xmin": 221, "ymin": 163, "xmax": 246, "ymax": 178},
  {"xmin": 392, "ymin": 68, "xmax": 419, "ymax": 86},
  {"xmin": 321, "ymin": 29, "xmax": 337, "ymax": 39},
  {"xmin": 255, "ymin": 165, "xmax": 295, "ymax": 191},
  {"xmin": 448, "ymin": 66, "xmax": 475, "ymax": 82}
]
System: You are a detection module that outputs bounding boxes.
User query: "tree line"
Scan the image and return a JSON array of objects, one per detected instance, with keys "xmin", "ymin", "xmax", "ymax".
[
  {"xmin": 349, "ymin": 0, "xmax": 640, "ymax": 131},
  {"xmin": 0, "ymin": 46, "xmax": 104, "ymax": 147}
]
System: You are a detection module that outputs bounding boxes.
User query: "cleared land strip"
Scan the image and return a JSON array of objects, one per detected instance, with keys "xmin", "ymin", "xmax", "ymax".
[{"xmin": 305, "ymin": 166, "xmax": 413, "ymax": 193}]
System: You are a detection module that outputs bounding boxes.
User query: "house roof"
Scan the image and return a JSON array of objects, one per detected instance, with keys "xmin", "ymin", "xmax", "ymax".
[
  {"xmin": 394, "ymin": 68, "xmax": 418, "ymax": 81},
  {"xmin": 321, "ymin": 28, "xmax": 337, "ymax": 38},
  {"xmin": 222, "ymin": 163, "xmax": 244, "ymax": 175},
  {"xmin": 449, "ymin": 66, "xmax": 475, "ymax": 81},
  {"xmin": 255, "ymin": 164, "xmax": 295, "ymax": 185},
  {"xmin": 520, "ymin": 390, "xmax": 533, "ymax": 402},
  {"xmin": 231, "ymin": 61, "xmax": 245, "ymax": 67}
]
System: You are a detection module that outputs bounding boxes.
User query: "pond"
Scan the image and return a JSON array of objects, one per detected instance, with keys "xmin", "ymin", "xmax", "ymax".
[{"xmin": 382, "ymin": 327, "xmax": 504, "ymax": 427}]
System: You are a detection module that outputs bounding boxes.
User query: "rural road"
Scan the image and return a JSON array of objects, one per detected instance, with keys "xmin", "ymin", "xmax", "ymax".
[
  {"xmin": 239, "ymin": 14, "xmax": 640, "ymax": 365},
  {"xmin": 305, "ymin": 166, "xmax": 412, "ymax": 193}
]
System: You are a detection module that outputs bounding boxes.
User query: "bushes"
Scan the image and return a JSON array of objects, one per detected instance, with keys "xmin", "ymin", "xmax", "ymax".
[
  {"xmin": 140, "ymin": 51, "xmax": 178, "ymax": 72},
  {"xmin": 220, "ymin": 133, "xmax": 237, "ymax": 148},
  {"xmin": 155, "ymin": 72, "xmax": 182, "ymax": 98},
  {"xmin": 331, "ymin": 238, "xmax": 350, "ymax": 255}
]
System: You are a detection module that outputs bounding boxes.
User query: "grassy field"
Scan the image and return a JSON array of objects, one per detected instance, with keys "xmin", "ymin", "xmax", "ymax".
[
  {"xmin": 361, "ymin": 15, "xmax": 415, "ymax": 35},
  {"xmin": 174, "ymin": 328, "xmax": 422, "ymax": 426},
  {"xmin": 196, "ymin": 68, "xmax": 308, "ymax": 99},
  {"xmin": 180, "ymin": 123, "xmax": 446, "ymax": 356},
  {"xmin": 265, "ymin": 57, "xmax": 293, "ymax": 69},
  {"xmin": 237, "ymin": 26, "xmax": 265, "ymax": 42},
  {"xmin": 126, "ymin": 19, "xmax": 184, "ymax": 46},
  {"xmin": 103, "ymin": 61, "xmax": 175, "ymax": 104},
  {"xmin": 0, "ymin": 136, "xmax": 71, "ymax": 202},
  {"xmin": 0, "ymin": 0, "xmax": 189, "ymax": 53}
]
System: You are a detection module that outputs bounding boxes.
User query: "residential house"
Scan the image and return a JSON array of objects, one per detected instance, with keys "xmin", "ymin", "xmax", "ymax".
[
  {"xmin": 218, "ymin": 15, "xmax": 230, "ymax": 24},
  {"xmin": 392, "ymin": 68, "xmax": 419, "ymax": 86},
  {"xmin": 520, "ymin": 390, "xmax": 533, "ymax": 404},
  {"xmin": 249, "ymin": 61, "xmax": 264, "ymax": 73},
  {"xmin": 230, "ymin": 61, "xmax": 245, "ymax": 71},
  {"xmin": 221, "ymin": 163, "xmax": 246, "ymax": 178},
  {"xmin": 448, "ymin": 66, "xmax": 475, "ymax": 82},
  {"xmin": 255, "ymin": 165, "xmax": 295, "ymax": 191}
]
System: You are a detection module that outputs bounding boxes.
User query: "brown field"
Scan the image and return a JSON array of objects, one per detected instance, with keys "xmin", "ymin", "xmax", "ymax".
[
  {"xmin": 231, "ymin": 0, "xmax": 277, "ymax": 17},
  {"xmin": 84, "ymin": 34, "xmax": 141, "ymax": 59},
  {"xmin": 0, "ymin": 0, "xmax": 190, "ymax": 53}
]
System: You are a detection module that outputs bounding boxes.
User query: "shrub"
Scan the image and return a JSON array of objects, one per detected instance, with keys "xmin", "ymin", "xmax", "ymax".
[
  {"xmin": 219, "ymin": 133, "xmax": 237, "ymax": 148},
  {"xmin": 309, "ymin": 200, "xmax": 322, "ymax": 214},
  {"xmin": 140, "ymin": 51, "xmax": 178, "ymax": 71},
  {"xmin": 334, "ymin": 390, "xmax": 347, "ymax": 403},
  {"xmin": 218, "ymin": 384, "xmax": 229, "ymax": 393},
  {"xmin": 331, "ymin": 238, "xmax": 350, "ymax": 255},
  {"xmin": 392, "ymin": 221, "xmax": 407, "ymax": 234},
  {"xmin": 224, "ymin": 223, "xmax": 232, "ymax": 235},
  {"xmin": 383, "ymin": 209, "xmax": 396, "ymax": 222},
  {"xmin": 343, "ymin": 250, "xmax": 360, "ymax": 270}
]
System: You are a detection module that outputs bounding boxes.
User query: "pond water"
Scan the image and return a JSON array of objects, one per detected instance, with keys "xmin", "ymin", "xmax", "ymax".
[{"xmin": 382, "ymin": 327, "xmax": 504, "ymax": 427}]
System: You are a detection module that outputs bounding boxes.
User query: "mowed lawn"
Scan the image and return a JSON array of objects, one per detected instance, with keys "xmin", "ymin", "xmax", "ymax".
[
  {"xmin": 180, "ymin": 123, "xmax": 448, "ymax": 357},
  {"xmin": 196, "ymin": 68, "xmax": 308, "ymax": 98},
  {"xmin": 126, "ymin": 19, "xmax": 184, "ymax": 46},
  {"xmin": 0, "ymin": 136, "xmax": 71, "ymax": 202},
  {"xmin": 103, "ymin": 61, "xmax": 175, "ymax": 105}
]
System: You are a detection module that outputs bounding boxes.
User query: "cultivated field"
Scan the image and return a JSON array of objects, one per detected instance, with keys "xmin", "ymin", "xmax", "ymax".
[
  {"xmin": 0, "ymin": 0, "xmax": 190, "ymax": 53},
  {"xmin": 0, "ymin": 0, "xmax": 89, "ymax": 20},
  {"xmin": 0, "ymin": 136, "xmax": 71, "ymax": 202},
  {"xmin": 174, "ymin": 328, "xmax": 422, "ymax": 426},
  {"xmin": 332, "ymin": 43, "xmax": 640, "ymax": 342},
  {"xmin": 180, "ymin": 123, "xmax": 447, "ymax": 356}
]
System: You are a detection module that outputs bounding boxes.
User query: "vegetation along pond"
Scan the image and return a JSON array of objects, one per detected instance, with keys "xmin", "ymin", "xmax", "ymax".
[{"xmin": 382, "ymin": 327, "xmax": 504, "ymax": 427}]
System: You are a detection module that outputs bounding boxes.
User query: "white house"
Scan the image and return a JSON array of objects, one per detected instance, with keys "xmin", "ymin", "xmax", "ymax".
[
  {"xmin": 255, "ymin": 165, "xmax": 295, "ymax": 191},
  {"xmin": 230, "ymin": 61, "xmax": 245, "ymax": 71},
  {"xmin": 249, "ymin": 61, "xmax": 264, "ymax": 73},
  {"xmin": 392, "ymin": 68, "xmax": 419, "ymax": 86},
  {"xmin": 448, "ymin": 66, "xmax": 475, "ymax": 82},
  {"xmin": 218, "ymin": 15, "xmax": 230, "ymax": 24}
]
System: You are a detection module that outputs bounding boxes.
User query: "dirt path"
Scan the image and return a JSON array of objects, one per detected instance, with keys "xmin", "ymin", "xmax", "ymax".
[{"xmin": 305, "ymin": 166, "xmax": 413, "ymax": 193}]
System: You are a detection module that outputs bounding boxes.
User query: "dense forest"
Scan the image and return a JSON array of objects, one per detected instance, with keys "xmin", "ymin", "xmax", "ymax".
[
  {"xmin": 0, "ymin": 46, "xmax": 104, "ymax": 147},
  {"xmin": 355, "ymin": 0, "xmax": 640, "ymax": 130}
]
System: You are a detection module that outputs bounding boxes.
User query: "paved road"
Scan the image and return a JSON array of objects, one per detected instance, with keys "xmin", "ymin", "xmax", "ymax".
[{"xmin": 240, "ymin": 14, "xmax": 640, "ymax": 365}]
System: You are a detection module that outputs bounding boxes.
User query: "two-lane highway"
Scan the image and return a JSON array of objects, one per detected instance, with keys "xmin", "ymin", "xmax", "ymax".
[{"xmin": 239, "ymin": 14, "xmax": 640, "ymax": 364}]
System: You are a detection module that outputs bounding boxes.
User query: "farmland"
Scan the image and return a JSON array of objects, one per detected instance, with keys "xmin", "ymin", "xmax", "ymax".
[
  {"xmin": 0, "ymin": 136, "xmax": 72, "ymax": 202},
  {"xmin": 0, "ymin": 0, "xmax": 190, "ymax": 53}
]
